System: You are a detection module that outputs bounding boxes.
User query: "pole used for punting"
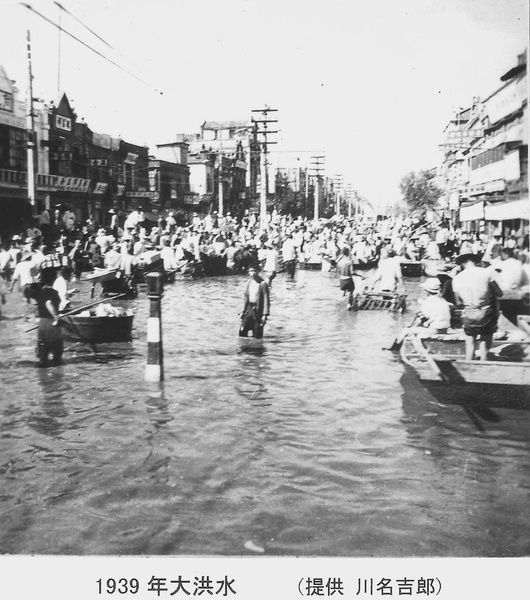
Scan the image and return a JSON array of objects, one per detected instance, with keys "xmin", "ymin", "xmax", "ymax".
[{"xmin": 145, "ymin": 272, "xmax": 164, "ymax": 382}]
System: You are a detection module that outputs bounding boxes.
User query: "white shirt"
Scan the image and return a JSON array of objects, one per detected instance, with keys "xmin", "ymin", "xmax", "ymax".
[
  {"xmin": 160, "ymin": 246, "xmax": 177, "ymax": 271},
  {"xmin": 453, "ymin": 265, "xmax": 494, "ymax": 308},
  {"xmin": 248, "ymin": 279, "xmax": 260, "ymax": 304},
  {"xmin": 419, "ymin": 295, "xmax": 451, "ymax": 330},
  {"xmin": 376, "ymin": 257, "xmax": 402, "ymax": 291},
  {"xmin": 489, "ymin": 258, "xmax": 524, "ymax": 291},
  {"xmin": 12, "ymin": 261, "xmax": 36, "ymax": 287},
  {"xmin": 264, "ymin": 248, "xmax": 280, "ymax": 272},
  {"xmin": 282, "ymin": 238, "xmax": 296, "ymax": 261},
  {"xmin": 53, "ymin": 275, "xmax": 69, "ymax": 310}
]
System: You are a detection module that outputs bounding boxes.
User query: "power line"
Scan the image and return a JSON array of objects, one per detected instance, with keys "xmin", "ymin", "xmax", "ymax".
[
  {"xmin": 20, "ymin": 3, "xmax": 163, "ymax": 94},
  {"xmin": 54, "ymin": 1, "xmax": 115, "ymax": 53}
]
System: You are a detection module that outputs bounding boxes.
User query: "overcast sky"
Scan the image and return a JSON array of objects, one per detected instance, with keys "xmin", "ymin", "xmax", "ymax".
[{"xmin": 1, "ymin": 0, "xmax": 527, "ymax": 210}]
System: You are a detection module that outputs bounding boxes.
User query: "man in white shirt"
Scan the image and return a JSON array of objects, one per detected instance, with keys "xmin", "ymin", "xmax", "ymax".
[
  {"xmin": 10, "ymin": 253, "xmax": 37, "ymax": 303},
  {"xmin": 282, "ymin": 234, "xmax": 297, "ymax": 279},
  {"xmin": 159, "ymin": 238, "xmax": 177, "ymax": 272},
  {"xmin": 490, "ymin": 247, "xmax": 525, "ymax": 292},
  {"xmin": 371, "ymin": 249, "xmax": 404, "ymax": 293}
]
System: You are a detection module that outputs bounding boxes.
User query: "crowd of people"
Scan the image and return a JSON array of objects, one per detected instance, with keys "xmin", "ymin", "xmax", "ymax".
[{"xmin": 1, "ymin": 205, "xmax": 529, "ymax": 361}]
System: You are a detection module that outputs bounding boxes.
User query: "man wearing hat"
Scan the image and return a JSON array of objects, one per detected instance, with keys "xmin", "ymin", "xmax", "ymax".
[
  {"xmin": 452, "ymin": 251, "xmax": 503, "ymax": 360},
  {"xmin": 482, "ymin": 230, "xmax": 503, "ymax": 264},
  {"xmin": 413, "ymin": 277, "xmax": 452, "ymax": 334}
]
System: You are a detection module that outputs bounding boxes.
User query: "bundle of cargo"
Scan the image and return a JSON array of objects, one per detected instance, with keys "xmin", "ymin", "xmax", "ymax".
[{"xmin": 353, "ymin": 291, "xmax": 407, "ymax": 312}]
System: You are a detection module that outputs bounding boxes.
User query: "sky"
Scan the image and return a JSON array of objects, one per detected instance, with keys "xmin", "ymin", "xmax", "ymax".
[{"xmin": 0, "ymin": 0, "xmax": 527, "ymax": 211}]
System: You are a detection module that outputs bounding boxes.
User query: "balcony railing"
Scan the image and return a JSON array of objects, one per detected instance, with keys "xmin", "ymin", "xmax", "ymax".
[
  {"xmin": 0, "ymin": 169, "xmax": 27, "ymax": 185},
  {"xmin": 0, "ymin": 169, "xmax": 90, "ymax": 193}
]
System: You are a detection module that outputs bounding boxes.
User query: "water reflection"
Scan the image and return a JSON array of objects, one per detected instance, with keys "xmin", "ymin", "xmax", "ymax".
[{"xmin": 27, "ymin": 367, "xmax": 69, "ymax": 438}]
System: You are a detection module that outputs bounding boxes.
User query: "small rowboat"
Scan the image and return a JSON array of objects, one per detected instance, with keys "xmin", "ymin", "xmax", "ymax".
[
  {"xmin": 298, "ymin": 261, "xmax": 323, "ymax": 271},
  {"xmin": 63, "ymin": 313, "xmax": 134, "ymax": 343},
  {"xmin": 352, "ymin": 258, "xmax": 379, "ymax": 271},
  {"xmin": 399, "ymin": 328, "xmax": 530, "ymax": 407},
  {"xmin": 400, "ymin": 260, "xmax": 423, "ymax": 277}
]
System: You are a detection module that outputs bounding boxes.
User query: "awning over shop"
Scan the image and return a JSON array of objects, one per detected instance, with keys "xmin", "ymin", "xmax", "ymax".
[
  {"xmin": 485, "ymin": 197, "xmax": 529, "ymax": 221},
  {"xmin": 459, "ymin": 201, "xmax": 484, "ymax": 221}
]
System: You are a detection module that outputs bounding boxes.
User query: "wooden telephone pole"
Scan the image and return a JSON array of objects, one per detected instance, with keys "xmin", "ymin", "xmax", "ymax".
[
  {"xmin": 310, "ymin": 155, "xmax": 325, "ymax": 222},
  {"xmin": 251, "ymin": 106, "xmax": 278, "ymax": 229}
]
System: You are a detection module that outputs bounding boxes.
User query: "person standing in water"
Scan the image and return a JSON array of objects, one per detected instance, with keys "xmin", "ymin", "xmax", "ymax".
[
  {"xmin": 336, "ymin": 246, "xmax": 356, "ymax": 309},
  {"xmin": 239, "ymin": 264, "xmax": 270, "ymax": 339}
]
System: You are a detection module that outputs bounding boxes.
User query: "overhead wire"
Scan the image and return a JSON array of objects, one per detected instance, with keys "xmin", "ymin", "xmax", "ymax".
[
  {"xmin": 52, "ymin": 0, "xmax": 164, "ymax": 94},
  {"xmin": 20, "ymin": 2, "xmax": 164, "ymax": 94}
]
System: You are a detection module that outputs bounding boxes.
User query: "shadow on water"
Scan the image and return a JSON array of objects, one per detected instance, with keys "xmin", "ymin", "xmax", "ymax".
[{"xmin": 399, "ymin": 369, "xmax": 530, "ymax": 436}]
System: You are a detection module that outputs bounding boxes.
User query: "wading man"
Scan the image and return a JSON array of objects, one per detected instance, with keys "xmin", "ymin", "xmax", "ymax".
[
  {"xmin": 239, "ymin": 264, "xmax": 270, "ymax": 339},
  {"xmin": 36, "ymin": 268, "xmax": 64, "ymax": 367}
]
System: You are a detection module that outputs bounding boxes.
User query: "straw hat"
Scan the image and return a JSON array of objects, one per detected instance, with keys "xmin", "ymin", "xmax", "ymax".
[
  {"xmin": 454, "ymin": 250, "xmax": 480, "ymax": 265},
  {"xmin": 423, "ymin": 277, "xmax": 441, "ymax": 294}
]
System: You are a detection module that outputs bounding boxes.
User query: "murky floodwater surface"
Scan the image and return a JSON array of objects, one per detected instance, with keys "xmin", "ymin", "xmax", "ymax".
[{"xmin": 1, "ymin": 271, "xmax": 529, "ymax": 556}]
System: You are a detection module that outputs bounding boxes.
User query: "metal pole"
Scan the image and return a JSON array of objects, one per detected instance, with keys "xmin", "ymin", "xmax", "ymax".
[{"xmin": 145, "ymin": 272, "xmax": 164, "ymax": 382}]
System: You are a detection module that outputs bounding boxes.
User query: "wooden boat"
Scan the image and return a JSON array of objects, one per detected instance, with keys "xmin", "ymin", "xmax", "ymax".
[
  {"xmin": 399, "ymin": 327, "xmax": 530, "ymax": 406},
  {"xmin": 63, "ymin": 313, "xmax": 134, "ymax": 343},
  {"xmin": 84, "ymin": 268, "xmax": 137, "ymax": 298},
  {"xmin": 299, "ymin": 260, "xmax": 323, "ymax": 271},
  {"xmin": 400, "ymin": 260, "xmax": 423, "ymax": 277},
  {"xmin": 352, "ymin": 258, "xmax": 379, "ymax": 271}
]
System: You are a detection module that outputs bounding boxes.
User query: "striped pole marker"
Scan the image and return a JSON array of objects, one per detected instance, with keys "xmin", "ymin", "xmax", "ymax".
[{"xmin": 145, "ymin": 272, "xmax": 164, "ymax": 382}]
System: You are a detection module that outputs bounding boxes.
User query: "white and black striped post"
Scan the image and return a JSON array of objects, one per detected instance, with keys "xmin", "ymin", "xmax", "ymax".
[{"xmin": 145, "ymin": 272, "xmax": 164, "ymax": 382}]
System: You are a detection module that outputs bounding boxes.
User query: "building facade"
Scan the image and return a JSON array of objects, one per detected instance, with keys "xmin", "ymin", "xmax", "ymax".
[{"xmin": 439, "ymin": 51, "xmax": 528, "ymax": 241}]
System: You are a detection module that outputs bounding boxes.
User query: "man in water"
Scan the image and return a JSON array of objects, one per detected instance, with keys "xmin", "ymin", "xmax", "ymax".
[
  {"xmin": 36, "ymin": 267, "xmax": 64, "ymax": 367},
  {"xmin": 239, "ymin": 265, "xmax": 270, "ymax": 339},
  {"xmin": 336, "ymin": 247, "xmax": 356, "ymax": 309}
]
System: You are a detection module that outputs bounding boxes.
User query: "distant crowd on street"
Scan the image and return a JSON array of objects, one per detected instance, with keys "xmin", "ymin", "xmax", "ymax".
[{"xmin": 1, "ymin": 205, "xmax": 530, "ymax": 309}]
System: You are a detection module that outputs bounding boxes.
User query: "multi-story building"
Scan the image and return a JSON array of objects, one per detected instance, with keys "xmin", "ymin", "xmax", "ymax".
[
  {"xmin": 0, "ymin": 65, "xmax": 48, "ymax": 238},
  {"xmin": 0, "ymin": 75, "xmax": 159, "ymax": 236},
  {"xmin": 439, "ymin": 100, "xmax": 484, "ymax": 227},
  {"xmin": 175, "ymin": 120, "xmax": 259, "ymax": 217},
  {"xmin": 472, "ymin": 51, "xmax": 528, "ymax": 238},
  {"xmin": 149, "ymin": 142, "xmax": 190, "ymax": 216},
  {"xmin": 440, "ymin": 51, "xmax": 528, "ymax": 240}
]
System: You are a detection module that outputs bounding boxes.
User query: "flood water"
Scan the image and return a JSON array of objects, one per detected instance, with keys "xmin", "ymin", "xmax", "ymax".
[{"xmin": 1, "ymin": 269, "xmax": 529, "ymax": 556}]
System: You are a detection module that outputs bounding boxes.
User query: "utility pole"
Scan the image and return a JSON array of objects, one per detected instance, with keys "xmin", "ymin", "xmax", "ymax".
[
  {"xmin": 344, "ymin": 184, "xmax": 355, "ymax": 219},
  {"xmin": 251, "ymin": 106, "xmax": 278, "ymax": 229},
  {"xmin": 26, "ymin": 30, "xmax": 36, "ymax": 210},
  {"xmin": 333, "ymin": 174, "xmax": 343, "ymax": 216},
  {"xmin": 310, "ymin": 155, "xmax": 325, "ymax": 223},
  {"xmin": 217, "ymin": 123, "xmax": 224, "ymax": 217}
]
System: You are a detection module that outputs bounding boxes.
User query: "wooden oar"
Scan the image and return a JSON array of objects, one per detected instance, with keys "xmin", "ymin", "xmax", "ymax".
[
  {"xmin": 24, "ymin": 293, "xmax": 127, "ymax": 333},
  {"xmin": 410, "ymin": 334, "xmax": 446, "ymax": 379}
]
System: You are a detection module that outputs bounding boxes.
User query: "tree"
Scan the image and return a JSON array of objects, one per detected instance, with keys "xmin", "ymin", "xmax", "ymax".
[{"xmin": 399, "ymin": 170, "xmax": 442, "ymax": 219}]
